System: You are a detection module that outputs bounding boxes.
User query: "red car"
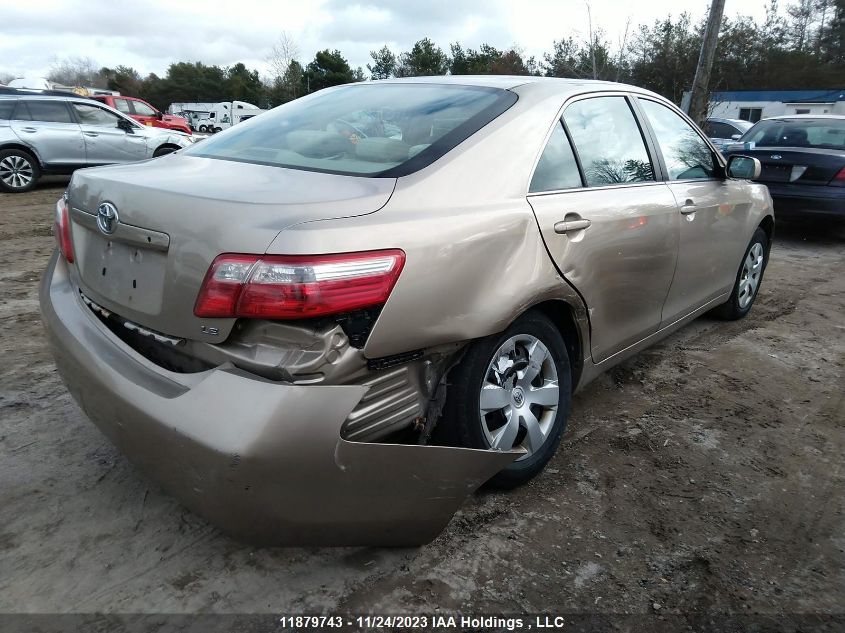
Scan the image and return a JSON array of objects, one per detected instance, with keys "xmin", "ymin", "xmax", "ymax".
[{"xmin": 91, "ymin": 95, "xmax": 191, "ymax": 134}]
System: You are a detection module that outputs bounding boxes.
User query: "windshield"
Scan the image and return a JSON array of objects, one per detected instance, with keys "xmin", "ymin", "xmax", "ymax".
[
  {"xmin": 740, "ymin": 118, "xmax": 845, "ymax": 150},
  {"xmin": 186, "ymin": 83, "xmax": 517, "ymax": 176}
]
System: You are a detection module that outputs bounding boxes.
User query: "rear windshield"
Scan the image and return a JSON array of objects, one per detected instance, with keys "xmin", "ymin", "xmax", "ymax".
[
  {"xmin": 740, "ymin": 118, "xmax": 845, "ymax": 150},
  {"xmin": 186, "ymin": 83, "xmax": 517, "ymax": 177}
]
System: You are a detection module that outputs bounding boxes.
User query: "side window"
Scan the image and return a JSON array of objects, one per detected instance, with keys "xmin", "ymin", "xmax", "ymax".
[
  {"xmin": 639, "ymin": 99, "xmax": 716, "ymax": 181},
  {"xmin": 132, "ymin": 100, "xmax": 156, "ymax": 116},
  {"xmin": 23, "ymin": 100, "xmax": 74, "ymax": 124},
  {"xmin": 529, "ymin": 122, "xmax": 582, "ymax": 193},
  {"xmin": 113, "ymin": 99, "xmax": 132, "ymax": 114},
  {"xmin": 563, "ymin": 96, "xmax": 655, "ymax": 187},
  {"xmin": 0, "ymin": 101, "xmax": 16, "ymax": 120},
  {"xmin": 72, "ymin": 103, "xmax": 122, "ymax": 127},
  {"xmin": 706, "ymin": 121, "xmax": 732, "ymax": 138}
]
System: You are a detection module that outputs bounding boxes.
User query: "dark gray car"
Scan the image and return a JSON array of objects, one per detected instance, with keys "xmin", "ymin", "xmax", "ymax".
[{"xmin": 0, "ymin": 92, "xmax": 195, "ymax": 193}]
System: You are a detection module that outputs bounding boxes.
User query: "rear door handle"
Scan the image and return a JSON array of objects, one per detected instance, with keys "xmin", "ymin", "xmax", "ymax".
[
  {"xmin": 83, "ymin": 131, "xmax": 99, "ymax": 137},
  {"xmin": 554, "ymin": 218, "xmax": 592, "ymax": 234},
  {"xmin": 680, "ymin": 199, "xmax": 697, "ymax": 215},
  {"xmin": 20, "ymin": 127, "xmax": 37, "ymax": 133}
]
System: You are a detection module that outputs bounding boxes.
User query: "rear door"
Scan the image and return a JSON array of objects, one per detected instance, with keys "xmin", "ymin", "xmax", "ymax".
[
  {"xmin": 70, "ymin": 101, "xmax": 149, "ymax": 164},
  {"xmin": 635, "ymin": 97, "xmax": 752, "ymax": 324},
  {"xmin": 9, "ymin": 99, "xmax": 85, "ymax": 166},
  {"xmin": 527, "ymin": 94, "xmax": 679, "ymax": 362}
]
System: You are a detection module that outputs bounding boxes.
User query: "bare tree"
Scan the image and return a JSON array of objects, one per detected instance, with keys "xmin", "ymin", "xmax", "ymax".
[
  {"xmin": 267, "ymin": 31, "xmax": 301, "ymax": 80},
  {"xmin": 47, "ymin": 56, "xmax": 106, "ymax": 87},
  {"xmin": 585, "ymin": 1, "xmax": 597, "ymax": 79},
  {"xmin": 615, "ymin": 17, "xmax": 631, "ymax": 82}
]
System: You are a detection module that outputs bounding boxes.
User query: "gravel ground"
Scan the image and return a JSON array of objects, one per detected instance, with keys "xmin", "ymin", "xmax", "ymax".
[{"xmin": 1, "ymin": 179, "xmax": 843, "ymax": 620}]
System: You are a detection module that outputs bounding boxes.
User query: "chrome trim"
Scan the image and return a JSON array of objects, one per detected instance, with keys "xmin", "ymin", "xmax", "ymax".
[{"xmin": 70, "ymin": 207, "xmax": 170, "ymax": 251}]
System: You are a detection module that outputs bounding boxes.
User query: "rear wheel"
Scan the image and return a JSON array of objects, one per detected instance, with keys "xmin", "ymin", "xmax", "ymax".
[
  {"xmin": 439, "ymin": 311, "xmax": 571, "ymax": 488},
  {"xmin": 0, "ymin": 149, "xmax": 41, "ymax": 193},
  {"xmin": 712, "ymin": 227, "xmax": 769, "ymax": 320}
]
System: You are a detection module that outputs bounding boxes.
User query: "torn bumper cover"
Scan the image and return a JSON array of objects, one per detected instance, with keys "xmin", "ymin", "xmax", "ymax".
[{"xmin": 39, "ymin": 254, "xmax": 517, "ymax": 546}]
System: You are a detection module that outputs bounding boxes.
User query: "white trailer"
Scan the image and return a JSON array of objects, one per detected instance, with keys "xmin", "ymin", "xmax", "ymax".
[{"xmin": 167, "ymin": 101, "xmax": 265, "ymax": 132}]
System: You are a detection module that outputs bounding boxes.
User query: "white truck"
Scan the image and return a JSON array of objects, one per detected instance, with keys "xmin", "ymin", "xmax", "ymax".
[{"xmin": 167, "ymin": 101, "xmax": 265, "ymax": 133}]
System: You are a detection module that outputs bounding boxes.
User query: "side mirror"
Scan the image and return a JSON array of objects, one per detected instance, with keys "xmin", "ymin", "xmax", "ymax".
[
  {"xmin": 726, "ymin": 155, "xmax": 761, "ymax": 180},
  {"xmin": 730, "ymin": 133, "xmax": 742, "ymax": 140},
  {"xmin": 156, "ymin": 110, "xmax": 163, "ymax": 120},
  {"xmin": 117, "ymin": 118, "xmax": 134, "ymax": 132}
]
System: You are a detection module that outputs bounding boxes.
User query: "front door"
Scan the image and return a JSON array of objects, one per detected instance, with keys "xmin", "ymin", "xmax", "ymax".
[
  {"xmin": 635, "ymin": 98, "xmax": 753, "ymax": 325},
  {"xmin": 70, "ymin": 102, "xmax": 149, "ymax": 165},
  {"xmin": 527, "ymin": 95, "xmax": 680, "ymax": 362}
]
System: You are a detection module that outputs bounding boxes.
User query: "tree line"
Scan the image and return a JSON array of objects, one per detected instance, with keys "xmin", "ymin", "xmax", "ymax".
[{"xmin": 11, "ymin": 0, "xmax": 843, "ymax": 111}]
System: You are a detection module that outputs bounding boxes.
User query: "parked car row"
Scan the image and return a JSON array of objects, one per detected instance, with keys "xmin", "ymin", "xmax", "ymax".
[{"xmin": 0, "ymin": 90, "xmax": 197, "ymax": 192}]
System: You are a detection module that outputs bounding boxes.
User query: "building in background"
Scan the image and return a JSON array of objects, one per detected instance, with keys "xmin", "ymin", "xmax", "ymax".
[{"xmin": 683, "ymin": 89, "xmax": 845, "ymax": 123}]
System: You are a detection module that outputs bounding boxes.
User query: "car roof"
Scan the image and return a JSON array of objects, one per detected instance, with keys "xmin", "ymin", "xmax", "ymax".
[
  {"xmin": 368, "ymin": 74, "xmax": 642, "ymax": 91},
  {"xmin": 0, "ymin": 88, "xmax": 92, "ymax": 100},
  {"xmin": 707, "ymin": 117, "xmax": 751, "ymax": 125}
]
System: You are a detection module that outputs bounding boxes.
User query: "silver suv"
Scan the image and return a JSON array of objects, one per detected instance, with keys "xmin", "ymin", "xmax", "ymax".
[{"xmin": 0, "ymin": 91, "xmax": 196, "ymax": 193}]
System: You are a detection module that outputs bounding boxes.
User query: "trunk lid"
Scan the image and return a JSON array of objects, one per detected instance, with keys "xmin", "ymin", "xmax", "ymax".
[
  {"xmin": 67, "ymin": 154, "xmax": 395, "ymax": 343},
  {"xmin": 730, "ymin": 146, "xmax": 845, "ymax": 185}
]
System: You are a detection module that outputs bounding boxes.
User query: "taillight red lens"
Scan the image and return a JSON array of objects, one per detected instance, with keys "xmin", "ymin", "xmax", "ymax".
[
  {"xmin": 832, "ymin": 166, "xmax": 845, "ymax": 187},
  {"xmin": 53, "ymin": 196, "xmax": 74, "ymax": 263},
  {"xmin": 194, "ymin": 250, "xmax": 405, "ymax": 319}
]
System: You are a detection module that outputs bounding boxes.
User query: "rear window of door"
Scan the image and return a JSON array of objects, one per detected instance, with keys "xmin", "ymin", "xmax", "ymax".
[
  {"xmin": 72, "ymin": 102, "xmax": 122, "ymax": 127},
  {"xmin": 639, "ymin": 99, "xmax": 716, "ymax": 181},
  {"xmin": 529, "ymin": 122, "xmax": 582, "ymax": 193},
  {"xmin": 19, "ymin": 100, "xmax": 74, "ymax": 124},
  {"xmin": 0, "ymin": 100, "xmax": 15, "ymax": 120},
  {"xmin": 563, "ymin": 96, "xmax": 655, "ymax": 186}
]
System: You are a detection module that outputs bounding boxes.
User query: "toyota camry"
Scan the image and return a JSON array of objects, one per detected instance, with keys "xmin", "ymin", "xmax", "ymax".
[{"xmin": 40, "ymin": 76, "xmax": 774, "ymax": 545}]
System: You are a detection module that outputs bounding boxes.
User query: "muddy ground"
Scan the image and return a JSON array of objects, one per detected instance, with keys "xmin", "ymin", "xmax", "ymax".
[{"xmin": 1, "ymin": 179, "xmax": 843, "ymax": 621}]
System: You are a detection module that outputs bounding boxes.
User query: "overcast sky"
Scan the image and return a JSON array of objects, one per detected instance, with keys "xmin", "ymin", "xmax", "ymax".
[{"xmin": 2, "ymin": 0, "xmax": 775, "ymax": 81}]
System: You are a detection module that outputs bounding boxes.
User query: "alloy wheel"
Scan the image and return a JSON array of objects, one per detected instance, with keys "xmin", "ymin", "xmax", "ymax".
[
  {"xmin": 479, "ymin": 334, "xmax": 559, "ymax": 460},
  {"xmin": 0, "ymin": 155, "xmax": 34, "ymax": 189},
  {"xmin": 738, "ymin": 242, "xmax": 764, "ymax": 309}
]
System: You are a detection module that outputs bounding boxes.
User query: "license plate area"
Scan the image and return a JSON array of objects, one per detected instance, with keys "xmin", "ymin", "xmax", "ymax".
[
  {"xmin": 759, "ymin": 163, "xmax": 791, "ymax": 183},
  {"xmin": 74, "ymin": 226, "xmax": 167, "ymax": 315}
]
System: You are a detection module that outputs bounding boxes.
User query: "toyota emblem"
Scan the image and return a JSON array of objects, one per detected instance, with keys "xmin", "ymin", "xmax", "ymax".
[{"xmin": 96, "ymin": 202, "xmax": 119, "ymax": 235}]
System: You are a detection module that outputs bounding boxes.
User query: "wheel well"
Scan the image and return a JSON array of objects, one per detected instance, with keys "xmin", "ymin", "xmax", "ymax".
[
  {"xmin": 759, "ymin": 215, "xmax": 774, "ymax": 247},
  {"xmin": 0, "ymin": 143, "xmax": 41, "ymax": 166},
  {"xmin": 154, "ymin": 144, "xmax": 181, "ymax": 155},
  {"xmin": 529, "ymin": 300, "xmax": 584, "ymax": 390}
]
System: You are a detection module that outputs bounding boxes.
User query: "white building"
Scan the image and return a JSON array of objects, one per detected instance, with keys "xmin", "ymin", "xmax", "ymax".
[{"xmin": 682, "ymin": 89, "xmax": 845, "ymax": 122}]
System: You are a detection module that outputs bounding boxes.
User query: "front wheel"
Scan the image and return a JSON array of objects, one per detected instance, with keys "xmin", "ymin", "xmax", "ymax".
[
  {"xmin": 439, "ymin": 311, "xmax": 572, "ymax": 488},
  {"xmin": 712, "ymin": 227, "xmax": 769, "ymax": 320},
  {"xmin": 0, "ymin": 148, "xmax": 41, "ymax": 193}
]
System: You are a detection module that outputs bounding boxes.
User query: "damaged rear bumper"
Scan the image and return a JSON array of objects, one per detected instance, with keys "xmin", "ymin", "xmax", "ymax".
[{"xmin": 39, "ymin": 253, "xmax": 516, "ymax": 546}]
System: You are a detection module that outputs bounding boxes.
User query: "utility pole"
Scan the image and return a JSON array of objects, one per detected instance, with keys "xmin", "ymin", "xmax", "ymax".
[{"xmin": 687, "ymin": 0, "xmax": 726, "ymax": 125}]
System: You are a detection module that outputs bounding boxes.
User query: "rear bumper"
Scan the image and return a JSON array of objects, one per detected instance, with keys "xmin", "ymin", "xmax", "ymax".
[
  {"xmin": 765, "ymin": 183, "xmax": 845, "ymax": 217},
  {"xmin": 39, "ymin": 253, "xmax": 515, "ymax": 546}
]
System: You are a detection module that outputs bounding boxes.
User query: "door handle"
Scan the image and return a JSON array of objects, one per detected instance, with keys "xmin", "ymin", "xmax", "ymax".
[
  {"xmin": 20, "ymin": 127, "xmax": 37, "ymax": 133},
  {"xmin": 680, "ymin": 199, "xmax": 697, "ymax": 215},
  {"xmin": 554, "ymin": 217, "xmax": 592, "ymax": 234},
  {"xmin": 83, "ymin": 131, "xmax": 99, "ymax": 137}
]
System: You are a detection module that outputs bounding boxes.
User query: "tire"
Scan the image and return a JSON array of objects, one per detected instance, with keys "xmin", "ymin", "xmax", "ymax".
[
  {"xmin": 711, "ymin": 227, "xmax": 769, "ymax": 320},
  {"xmin": 198, "ymin": 125, "xmax": 208, "ymax": 133},
  {"xmin": 213, "ymin": 127, "xmax": 222, "ymax": 133},
  {"xmin": 0, "ymin": 148, "xmax": 41, "ymax": 193},
  {"xmin": 439, "ymin": 310, "xmax": 572, "ymax": 488},
  {"xmin": 153, "ymin": 145, "xmax": 178, "ymax": 158}
]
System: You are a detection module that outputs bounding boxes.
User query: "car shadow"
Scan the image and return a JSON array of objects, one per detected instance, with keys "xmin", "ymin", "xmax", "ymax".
[{"xmin": 774, "ymin": 215, "xmax": 845, "ymax": 246}]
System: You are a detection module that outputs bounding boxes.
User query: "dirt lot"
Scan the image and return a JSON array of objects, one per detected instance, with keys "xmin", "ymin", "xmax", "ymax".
[{"xmin": 1, "ymin": 179, "xmax": 843, "ymax": 620}]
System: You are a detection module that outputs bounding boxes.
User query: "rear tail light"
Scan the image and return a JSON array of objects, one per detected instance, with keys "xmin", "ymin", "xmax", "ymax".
[
  {"xmin": 194, "ymin": 250, "xmax": 405, "ymax": 319},
  {"xmin": 831, "ymin": 166, "xmax": 845, "ymax": 187},
  {"xmin": 53, "ymin": 196, "xmax": 74, "ymax": 263}
]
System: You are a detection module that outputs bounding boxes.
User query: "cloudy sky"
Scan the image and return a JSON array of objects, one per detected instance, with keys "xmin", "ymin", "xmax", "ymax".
[{"xmin": 2, "ymin": 0, "xmax": 774, "ymax": 81}]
